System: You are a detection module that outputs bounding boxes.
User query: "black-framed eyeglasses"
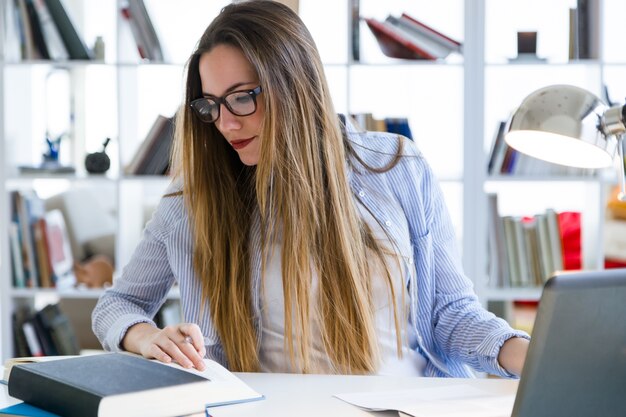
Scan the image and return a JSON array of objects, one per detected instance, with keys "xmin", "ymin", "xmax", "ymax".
[{"xmin": 190, "ymin": 86, "xmax": 262, "ymax": 123}]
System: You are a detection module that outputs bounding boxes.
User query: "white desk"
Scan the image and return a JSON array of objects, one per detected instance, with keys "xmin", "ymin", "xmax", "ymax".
[
  {"xmin": 210, "ymin": 374, "xmax": 517, "ymax": 417},
  {"xmin": 1, "ymin": 372, "xmax": 518, "ymax": 417}
]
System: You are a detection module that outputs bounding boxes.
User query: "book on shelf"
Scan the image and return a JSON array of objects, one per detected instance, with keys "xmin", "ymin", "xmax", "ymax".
[
  {"xmin": 42, "ymin": 0, "xmax": 92, "ymax": 60},
  {"xmin": 365, "ymin": 13, "xmax": 461, "ymax": 61},
  {"xmin": 25, "ymin": 0, "xmax": 51, "ymax": 59},
  {"xmin": 15, "ymin": 0, "xmax": 39, "ymax": 59},
  {"xmin": 2, "ymin": 0, "xmax": 24, "ymax": 61},
  {"xmin": 124, "ymin": 114, "xmax": 175, "ymax": 176},
  {"xmin": 573, "ymin": 0, "xmax": 600, "ymax": 60},
  {"xmin": 349, "ymin": 0, "xmax": 360, "ymax": 61},
  {"xmin": 486, "ymin": 193, "xmax": 510, "ymax": 288},
  {"xmin": 7, "ymin": 353, "xmax": 264, "ymax": 417},
  {"xmin": 120, "ymin": 0, "xmax": 164, "ymax": 61},
  {"xmin": 32, "ymin": 0, "xmax": 70, "ymax": 60}
]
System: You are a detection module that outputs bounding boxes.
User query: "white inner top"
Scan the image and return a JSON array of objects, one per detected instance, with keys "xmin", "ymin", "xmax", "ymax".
[{"xmin": 259, "ymin": 202, "xmax": 426, "ymax": 376}]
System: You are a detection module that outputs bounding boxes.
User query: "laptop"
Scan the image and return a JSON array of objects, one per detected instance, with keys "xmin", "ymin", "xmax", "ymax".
[{"xmin": 512, "ymin": 268, "xmax": 626, "ymax": 417}]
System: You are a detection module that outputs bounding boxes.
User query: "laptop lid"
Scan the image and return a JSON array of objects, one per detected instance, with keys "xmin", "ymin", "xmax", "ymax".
[{"xmin": 512, "ymin": 268, "xmax": 626, "ymax": 417}]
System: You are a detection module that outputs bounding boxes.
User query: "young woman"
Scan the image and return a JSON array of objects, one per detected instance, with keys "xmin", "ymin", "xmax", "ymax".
[{"xmin": 92, "ymin": 0, "xmax": 529, "ymax": 377}]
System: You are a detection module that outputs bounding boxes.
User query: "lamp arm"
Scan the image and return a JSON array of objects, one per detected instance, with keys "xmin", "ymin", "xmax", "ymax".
[{"xmin": 617, "ymin": 135, "xmax": 626, "ymax": 201}]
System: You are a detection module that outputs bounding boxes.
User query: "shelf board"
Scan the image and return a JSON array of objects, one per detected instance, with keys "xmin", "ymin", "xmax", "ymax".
[
  {"xmin": 10, "ymin": 286, "xmax": 181, "ymax": 300},
  {"xmin": 485, "ymin": 174, "xmax": 609, "ymax": 183},
  {"xmin": 6, "ymin": 174, "xmax": 118, "ymax": 183},
  {"xmin": 485, "ymin": 59, "xmax": 602, "ymax": 67},
  {"xmin": 1, "ymin": 60, "xmax": 185, "ymax": 68},
  {"xmin": 482, "ymin": 287, "xmax": 542, "ymax": 301}
]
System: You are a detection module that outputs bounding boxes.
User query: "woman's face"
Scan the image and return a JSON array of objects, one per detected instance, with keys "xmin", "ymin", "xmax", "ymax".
[{"xmin": 198, "ymin": 44, "xmax": 264, "ymax": 166}]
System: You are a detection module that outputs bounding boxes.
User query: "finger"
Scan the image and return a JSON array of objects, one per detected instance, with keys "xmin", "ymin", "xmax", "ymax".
[
  {"xmin": 147, "ymin": 344, "xmax": 172, "ymax": 364},
  {"xmin": 179, "ymin": 339, "xmax": 206, "ymax": 371},
  {"xmin": 158, "ymin": 338, "xmax": 195, "ymax": 369},
  {"xmin": 178, "ymin": 324, "xmax": 207, "ymax": 370}
]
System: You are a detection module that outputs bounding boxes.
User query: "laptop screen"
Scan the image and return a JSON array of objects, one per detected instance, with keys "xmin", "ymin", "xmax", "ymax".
[{"xmin": 512, "ymin": 268, "xmax": 626, "ymax": 417}]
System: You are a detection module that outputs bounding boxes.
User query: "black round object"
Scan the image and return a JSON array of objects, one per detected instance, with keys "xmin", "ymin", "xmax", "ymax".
[
  {"xmin": 85, "ymin": 138, "xmax": 112, "ymax": 174},
  {"xmin": 85, "ymin": 151, "xmax": 111, "ymax": 174}
]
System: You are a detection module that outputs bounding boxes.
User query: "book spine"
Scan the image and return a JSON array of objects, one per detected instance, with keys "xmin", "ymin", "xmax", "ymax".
[
  {"xmin": 120, "ymin": 6, "xmax": 149, "ymax": 60},
  {"xmin": 42, "ymin": 0, "xmax": 92, "ymax": 60},
  {"xmin": 128, "ymin": 0, "xmax": 163, "ymax": 61},
  {"xmin": 24, "ymin": 0, "xmax": 50, "ymax": 59},
  {"xmin": 16, "ymin": 0, "xmax": 37, "ymax": 59},
  {"xmin": 8, "ymin": 365, "xmax": 102, "ymax": 417},
  {"xmin": 32, "ymin": 0, "xmax": 69, "ymax": 60},
  {"xmin": 9, "ymin": 221, "xmax": 26, "ymax": 288}
]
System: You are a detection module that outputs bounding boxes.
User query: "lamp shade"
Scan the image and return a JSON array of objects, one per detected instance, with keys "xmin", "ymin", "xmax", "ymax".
[{"xmin": 505, "ymin": 85, "xmax": 618, "ymax": 169}]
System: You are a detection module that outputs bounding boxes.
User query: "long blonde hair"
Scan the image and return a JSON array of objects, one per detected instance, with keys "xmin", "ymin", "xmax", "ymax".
[{"xmin": 171, "ymin": 0, "xmax": 404, "ymax": 373}]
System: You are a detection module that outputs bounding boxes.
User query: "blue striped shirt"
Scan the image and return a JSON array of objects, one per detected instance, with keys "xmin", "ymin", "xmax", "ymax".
[{"xmin": 92, "ymin": 128, "xmax": 528, "ymax": 378}]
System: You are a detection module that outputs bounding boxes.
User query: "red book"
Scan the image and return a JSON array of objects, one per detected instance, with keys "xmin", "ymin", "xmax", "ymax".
[
  {"xmin": 400, "ymin": 13, "xmax": 462, "ymax": 51},
  {"xmin": 364, "ymin": 18, "xmax": 436, "ymax": 60}
]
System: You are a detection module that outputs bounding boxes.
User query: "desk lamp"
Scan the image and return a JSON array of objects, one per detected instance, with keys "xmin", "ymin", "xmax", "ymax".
[{"xmin": 504, "ymin": 84, "xmax": 626, "ymax": 200}]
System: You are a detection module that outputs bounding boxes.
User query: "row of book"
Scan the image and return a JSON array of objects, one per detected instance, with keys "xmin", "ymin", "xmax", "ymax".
[
  {"xmin": 9, "ymin": 189, "xmax": 74, "ymax": 289},
  {"xmin": 364, "ymin": 12, "xmax": 462, "ymax": 61},
  {"xmin": 12, "ymin": 304, "xmax": 80, "ymax": 358},
  {"xmin": 486, "ymin": 121, "xmax": 593, "ymax": 176},
  {"xmin": 349, "ymin": 113, "xmax": 414, "ymax": 140},
  {"xmin": 487, "ymin": 193, "xmax": 565, "ymax": 289},
  {"xmin": 124, "ymin": 114, "xmax": 175, "ymax": 176},
  {"xmin": 3, "ymin": 0, "xmax": 163, "ymax": 61},
  {"xmin": 3, "ymin": 0, "xmax": 93, "ymax": 60}
]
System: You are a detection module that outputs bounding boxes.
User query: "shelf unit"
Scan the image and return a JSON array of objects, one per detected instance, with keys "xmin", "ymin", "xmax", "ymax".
[{"xmin": 481, "ymin": 0, "xmax": 626, "ymax": 319}]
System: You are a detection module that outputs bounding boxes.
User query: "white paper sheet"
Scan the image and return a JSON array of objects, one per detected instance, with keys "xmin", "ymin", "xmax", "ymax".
[{"xmin": 335, "ymin": 384, "xmax": 515, "ymax": 417}]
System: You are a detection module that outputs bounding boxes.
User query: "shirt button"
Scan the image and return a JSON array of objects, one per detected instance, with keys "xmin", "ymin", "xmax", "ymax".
[
  {"xmin": 385, "ymin": 220, "xmax": 391, "ymax": 227},
  {"xmin": 358, "ymin": 190, "xmax": 365, "ymax": 197},
  {"xmin": 409, "ymin": 258, "xmax": 414, "ymax": 264}
]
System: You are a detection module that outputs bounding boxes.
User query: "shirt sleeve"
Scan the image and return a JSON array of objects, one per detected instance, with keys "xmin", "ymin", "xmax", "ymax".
[
  {"xmin": 427, "ymin": 157, "xmax": 529, "ymax": 378},
  {"xmin": 399, "ymin": 138, "xmax": 529, "ymax": 378},
  {"xmin": 91, "ymin": 192, "xmax": 180, "ymax": 352}
]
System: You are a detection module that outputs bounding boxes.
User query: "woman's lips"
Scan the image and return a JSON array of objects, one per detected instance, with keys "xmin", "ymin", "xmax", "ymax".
[{"xmin": 230, "ymin": 137, "xmax": 255, "ymax": 150}]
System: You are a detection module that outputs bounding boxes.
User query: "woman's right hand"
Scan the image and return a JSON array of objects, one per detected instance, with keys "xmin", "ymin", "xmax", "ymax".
[{"xmin": 122, "ymin": 322, "xmax": 207, "ymax": 371}]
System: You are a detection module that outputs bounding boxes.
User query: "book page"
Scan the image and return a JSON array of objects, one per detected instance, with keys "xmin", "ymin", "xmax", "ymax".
[
  {"xmin": 157, "ymin": 359, "xmax": 264, "ymax": 406},
  {"xmin": 335, "ymin": 384, "xmax": 515, "ymax": 417}
]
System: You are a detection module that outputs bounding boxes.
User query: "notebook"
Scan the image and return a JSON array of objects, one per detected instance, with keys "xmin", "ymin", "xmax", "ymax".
[{"xmin": 512, "ymin": 268, "xmax": 626, "ymax": 417}]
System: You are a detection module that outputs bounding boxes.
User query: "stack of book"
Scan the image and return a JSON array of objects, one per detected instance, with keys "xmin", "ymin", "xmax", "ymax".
[
  {"xmin": 124, "ymin": 115, "xmax": 174, "ymax": 176},
  {"xmin": 4, "ymin": 0, "xmax": 93, "ymax": 61},
  {"xmin": 364, "ymin": 12, "xmax": 462, "ymax": 60}
]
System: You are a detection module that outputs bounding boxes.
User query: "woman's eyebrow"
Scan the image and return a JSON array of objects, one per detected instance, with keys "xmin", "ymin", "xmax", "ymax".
[{"xmin": 202, "ymin": 81, "xmax": 255, "ymax": 97}]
